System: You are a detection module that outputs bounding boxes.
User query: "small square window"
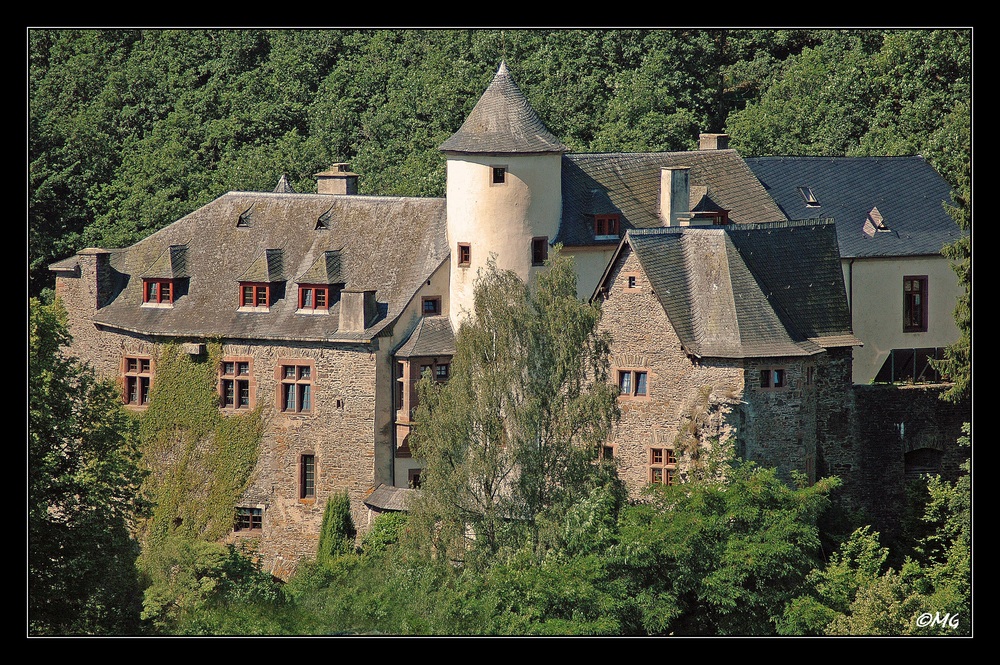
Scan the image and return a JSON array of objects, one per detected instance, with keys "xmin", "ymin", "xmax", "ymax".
[
  {"xmin": 235, "ymin": 507, "xmax": 263, "ymax": 532},
  {"xmin": 759, "ymin": 367, "xmax": 787, "ymax": 391},
  {"xmin": 595, "ymin": 214, "xmax": 620, "ymax": 238},
  {"xmin": 408, "ymin": 468, "xmax": 422, "ymax": 489},
  {"xmin": 618, "ymin": 369, "xmax": 649, "ymax": 398},
  {"xmin": 492, "ymin": 166, "xmax": 506, "ymax": 184},
  {"xmin": 435, "ymin": 363, "xmax": 449, "ymax": 381},
  {"xmin": 422, "ymin": 296, "xmax": 442, "ymax": 316}
]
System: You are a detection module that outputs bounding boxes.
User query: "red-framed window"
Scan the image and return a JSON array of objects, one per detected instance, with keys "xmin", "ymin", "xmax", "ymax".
[
  {"xmin": 143, "ymin": 279, "xmax": 174, "ymax": 304},
  {"xmin": 279, "ymin": 361, "xmax": 314, "ymax": 414},
  {"xmin": 649, "ymin": 447, "xmax": 677, "ymax": 485},
  {"xmin": 123, "ymin": 355, "xmax": 153, "ymax": 407},
  {"xmin": 220, "ymin": 358, "xmax": 253, "ymax": 410},
  {"xmin": 618, "ymin": 369, "xmax": 649, "ymax": 398},
  {"xmin": 595, "ymin": 214, "xmax": 620, "ymax": 237},
  {"xmin": 240, "ymin": 282, "xmax": 270, "ymax": 308},
  {"xmin": 299, "ymin": 454, "xmax": 316, "ymax": 500},
  {"xmin": 298, "ymin": 284, "xmax": 330, "ymax": 311},
  {"xmin": 904, "ymin": 276, "xmax": 928, "ymax": 333}
]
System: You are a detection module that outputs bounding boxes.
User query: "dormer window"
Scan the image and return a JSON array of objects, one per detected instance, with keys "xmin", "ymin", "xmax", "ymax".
[
  {"xmin": 797, "ymin": 186, "xmax": 820, "ymax": 207},
  {"xmin": 143, "ymin": 278, "xmax": 175, "ymax": 305},
  {"xmin": 240, "ymin": 282, "xmax": 271, "ymax": 309},
  {"xmin": 298, "ymin": 284, "xmax": 330, "ymax": 312},
  {"xmin": 594, "ymin": 214, "xmax": 620, "ymax": 239}
]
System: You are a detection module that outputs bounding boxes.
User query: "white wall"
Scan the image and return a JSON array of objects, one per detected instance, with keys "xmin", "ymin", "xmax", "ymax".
[{"xmin": 843, "ymin": 255, "xmax": 962, "ymax": 384}]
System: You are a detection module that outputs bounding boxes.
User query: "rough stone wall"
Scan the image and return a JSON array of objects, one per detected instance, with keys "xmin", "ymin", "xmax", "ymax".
[
  {"xmin": 741, "ymin": 356, "xmax": 819, "ymax": 484},
  {"xmin": 850, "ymin": 384, "xmax": 970, "ymax": 543},
  {"xmin": 54, "ymin": 268, "xmax": 382, "ymax": 580}
]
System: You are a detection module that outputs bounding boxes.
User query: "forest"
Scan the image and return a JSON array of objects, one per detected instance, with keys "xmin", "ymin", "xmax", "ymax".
[{"xmin": 28, "ymin": 28, "xmax": 971, "ymax": 636}]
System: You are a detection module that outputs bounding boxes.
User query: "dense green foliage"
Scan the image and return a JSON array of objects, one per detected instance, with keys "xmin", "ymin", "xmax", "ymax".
[
  {"xmin": 28, "ymin": 299, "xmax": 148, "ymax": 634},
  {"xmin": 779, "ymin": 425, "xmax": 971, "ymax": 635},
  {"xmin": 130, "ymin": 342, "xmax": 265, "ymax": 629},
  {"xmin": 29, "ymin": 28, "xmax": 971, "ymax": 299},
  {"xmin": 407, "ymin": 250, "xmax": 619, "ymax": 567}
]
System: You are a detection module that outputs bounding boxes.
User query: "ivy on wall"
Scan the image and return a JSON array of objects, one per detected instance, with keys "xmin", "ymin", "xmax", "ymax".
[{"xmin": 132, "ymin": 341, "xmax": 264, "ymax": 560}]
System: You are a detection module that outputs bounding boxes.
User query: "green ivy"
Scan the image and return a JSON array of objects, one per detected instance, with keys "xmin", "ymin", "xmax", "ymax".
[{"xmin": 132, "ymin": 341, "xmax": 264, "ymax": 582}]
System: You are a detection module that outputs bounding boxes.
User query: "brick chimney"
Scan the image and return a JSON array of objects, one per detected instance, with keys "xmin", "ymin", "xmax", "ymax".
[
  {"xmin": 339, "ymin": 289, "xmax": 378, "ymax": 332},
  {"xmin": 699, "ymin": 133, "xmax": 729, "ymax": 150},
  {"xmin": 659, "ymin": 167, "xmax": 691, "ymax": 227},
  {"xmin": 315, "ymin": 163, "xmax": 359, "ymax": 195}
]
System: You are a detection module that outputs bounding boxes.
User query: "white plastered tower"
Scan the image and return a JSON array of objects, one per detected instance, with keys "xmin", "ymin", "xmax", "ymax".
[{"xmin": 439, "ymin": 61, "xmax": 568, "ymax": 330}]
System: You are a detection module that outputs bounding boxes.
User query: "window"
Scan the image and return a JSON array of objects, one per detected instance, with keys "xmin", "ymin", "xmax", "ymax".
[
  {"xmin": 491, "ymin": 166, "xmax": 507, "ymax": 184},
  {"xmin": 300, "ymin": 454, "xmax": 316, "ymax": 500},
  {"xmin": 422, "ymin": 296, "xmax": 442, "ymax": 316},
  {"xmin": 618, "ymin": 369, "xmax": 648, "ymax": 398},
  {"xmin": 904, "ymin": 276, "xmax": 928, "ymax": 333},
  {"xmin": 234, "ymin": 507, "xmax": 262, "ymax": 532},
  {"xmin": 594, "ymin": 214, "xmax": 621, "ymax": 238},
  {"xmin": 143, "ymin": 279, "xmax": 174, "ymax": 304},
  {"xmin": 220, "ymin": 359, "xmax": 252, "ymax": 410},
  {"xmin": 458, "ymin": 243, "xmax": 471, "ymax": 267},
  {"xmin": 123, "ymin": 355, "xmax": 152, "ymax": 407},
  {"xmin": 623, "ymin": 272, "xmax": 640, "ymax": 290},
  {"xmin": 797, "ymin": 186, "xmax": 820, "ymax": 207},
  {"xmin": 649, "ymin": 447, "xmax": 677, "ymax": 485},
  {"xmin": 805, "ymin": 365, "xmax": 816, "ymax": 388},
  {"xmin": 435, "ymin": 363, "xmax": 450, "ymax": 381},
  {"xmin": 759, "ymin": 367, "xmax": 786, "ymax": 390},
  {"xmin": 531, "ymin": 237, "xmax": 548, "ymax": 266},
  {"xmin": 240, "ymin": 282, "xmax": 270, "ymax": 309},
  {"xmin": 298, "ymin": 285, "xmax": 330, "ymax": 312},
  {"xmin": 600, "ymin": 444, "xmax": 616, "ymax": 461},
  {"xmin": 279, "ymin": 362, "xmax": 314, "ymax": 413},
  {"xmin": 408, "ymin": 468, "xmax": 422, "ymax": 489}
]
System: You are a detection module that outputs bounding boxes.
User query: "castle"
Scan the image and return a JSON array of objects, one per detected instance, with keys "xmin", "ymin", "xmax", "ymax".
[{"xmin": 49, "ymin": 62, "xmax": 966, "ymax": 577}]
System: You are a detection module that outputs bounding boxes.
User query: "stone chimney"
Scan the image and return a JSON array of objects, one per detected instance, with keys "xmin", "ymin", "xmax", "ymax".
[
  {"xmin": 339, "ymin": 289, "xmax": 379, "ymax": 332},
  {"xmin": 699, "ymin": 133, "xmax": 729, "ymax": 150},
  {"xmin": 315, "ymin": 163, "xmax": 359, "ymax": 195},
  {"xmin": 76, "ymin": 247, "xmax": 115, "ymax": 310},
  {"xmin": 659, "ymin": 167, "xmax": 691, "ymax": 227}
]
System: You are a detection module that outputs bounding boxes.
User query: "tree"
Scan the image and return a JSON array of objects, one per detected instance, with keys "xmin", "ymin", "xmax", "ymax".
[
  {"xmin": 407, "ymin": 250, "xmax": 619, "ymax": 567},
  {"xmin": 612, "ymin": 449, "xmax": 841, "ymax": 636},
  {"xmin": 779, "ymin": 424, "xmax": 970, "ymax": 636},
  {"xmin": 28, "ymin": 298, "xmax": 149, "ymax": 634}
]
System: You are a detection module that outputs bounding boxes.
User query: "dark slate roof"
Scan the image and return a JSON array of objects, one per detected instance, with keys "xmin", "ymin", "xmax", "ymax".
[
  {"xmin": 364, "ymin": 483, "xmax": 419, "ymax": 512},
  {"xmin": 78, "ymin": 191, "xmax": 448, "ymax": 343},
  {"xmin": 141, "ymin": 244, "xmax": 189, "ymax": 279},
  {"xmin": 439, "ymin": 61, "xmax": 569, "ymax": 154},
  {"xmin": 394, "ymin": 315, "xmax": 457, "ymax": 358},
  {"xmin": 558, "ymin": 151, "xmax": 787, "ymax": 247},
  {"xmin": 744, "ymin": 156, "xmax": 964, "ymax": 258},
  {"xmin": 606, "ymin": 220, "xmax": 858, "ymax": 359}
]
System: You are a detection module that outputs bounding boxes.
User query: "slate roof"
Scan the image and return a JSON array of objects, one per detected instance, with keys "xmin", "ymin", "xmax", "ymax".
[
  {"xmin": 558, "ymin": 151, "xmax": 787, "ymax": 247},
  {"xmin": 394, "ymin": 315, "xmax": 457, "ymax": 358},
  {"xmin": 439, "ymin": 61, "xmax": 569, "ymax": 154},
  {"xmin": 364, "ymin": 484, "xmax": 419, "ymax": 512},
  {"xmin": 744, "ymin": 156, "xmax": 964, "ymax": 259},
  {"xmin": 73, "ymin": 191, "xmax": 448, "ymax": 343},
  {"xmin": 601, "ymin": 220, "xmax": 859, "ymax": 359}
]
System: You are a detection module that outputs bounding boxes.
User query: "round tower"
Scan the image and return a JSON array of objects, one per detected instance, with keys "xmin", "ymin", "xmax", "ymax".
[{"xmin": 439, "ymin": 61, "xmax": 568, "ymax": 329}]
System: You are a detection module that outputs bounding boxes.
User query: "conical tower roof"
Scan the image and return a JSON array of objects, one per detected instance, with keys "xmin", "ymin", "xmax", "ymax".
[{"xmin": 440, "ymin": 61, "xmax": 569, "ymax": 154}]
